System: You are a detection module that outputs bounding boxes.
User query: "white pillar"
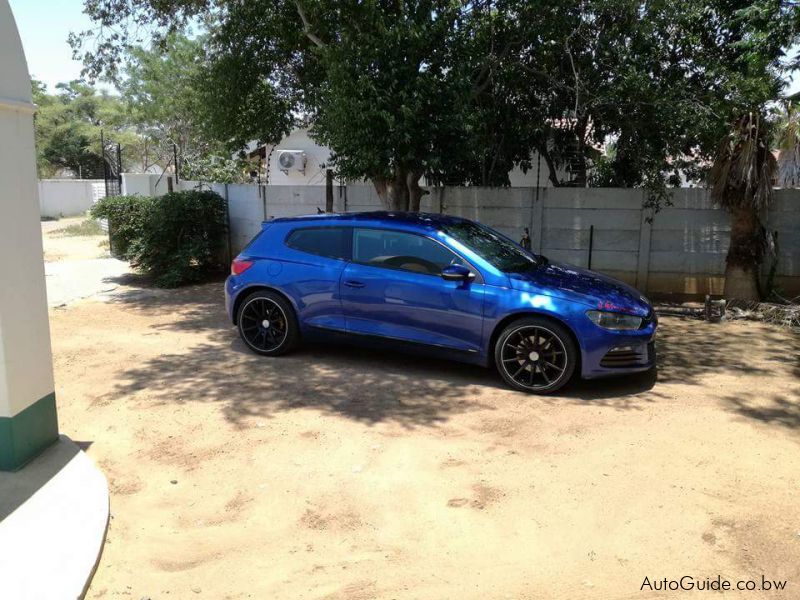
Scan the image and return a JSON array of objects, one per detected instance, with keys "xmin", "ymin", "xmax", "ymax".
[{"xmin": 0, "ymin": 0, "xmax": 59, "ymax": 470}]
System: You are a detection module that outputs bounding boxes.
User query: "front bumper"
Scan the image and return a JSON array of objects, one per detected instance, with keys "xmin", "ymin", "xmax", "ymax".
[
  {"xmin": 582, "ymin": 338, "xmax": 656, "ymax": 378},
  {"xmin": 580, "ymin": 313, "xmax": 657, "ymax": 379}
]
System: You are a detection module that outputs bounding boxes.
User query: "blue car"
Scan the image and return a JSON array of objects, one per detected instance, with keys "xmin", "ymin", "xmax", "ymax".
[{"xmin": 225, "ymin": 212, "xmax": 656, "ymax": 394}]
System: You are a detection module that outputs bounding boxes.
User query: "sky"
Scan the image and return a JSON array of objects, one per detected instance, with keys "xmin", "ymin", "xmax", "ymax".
[
  {"xmin": 8, "ymin": 0, "xmax": 101, "ymax": 91},
  {"xmin": 8, "ymin": 0, "xmax": 800, "ymax": 96}
]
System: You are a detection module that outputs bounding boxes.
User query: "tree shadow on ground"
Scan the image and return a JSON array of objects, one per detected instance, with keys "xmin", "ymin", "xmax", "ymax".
[
  {"xmin": 97, "ymin": 282, "xmax": 798, "ymax": 427},
  {"xmin": 725, "ymin": 389, "xmax": 800, "ymax": 432},
  {"xmin": 101, "ymin": 275, "xmax": 228, "ymax": 334},
  {"xmin": 655, "ymin": 317, "xmax": 799, "ymax": 384}
]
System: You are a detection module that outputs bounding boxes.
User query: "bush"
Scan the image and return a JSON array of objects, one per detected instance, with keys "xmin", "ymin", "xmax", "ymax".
[
  {"xmin": 91, "ymin": 191, "xmax": 229, "ymax": 287},
  {"xmin": 91, "ymin": 195, "xmax": 148, "ymax": 258}
]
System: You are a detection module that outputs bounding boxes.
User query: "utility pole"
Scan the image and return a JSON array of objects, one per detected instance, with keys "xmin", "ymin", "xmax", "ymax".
[{"xmin": 173, "ymin": 143, "xmax": 180, "ymax": 183}]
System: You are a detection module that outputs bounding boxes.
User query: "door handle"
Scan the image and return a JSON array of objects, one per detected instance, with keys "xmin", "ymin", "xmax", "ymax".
[{"xmin": 344, "ymin": 280, "xmax": 366, "ymax": 288}]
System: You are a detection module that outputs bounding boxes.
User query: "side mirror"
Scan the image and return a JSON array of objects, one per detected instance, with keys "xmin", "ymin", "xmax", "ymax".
[{"xmin": 441, "ymin": 264, "xmax": 475, "ymax": 282}]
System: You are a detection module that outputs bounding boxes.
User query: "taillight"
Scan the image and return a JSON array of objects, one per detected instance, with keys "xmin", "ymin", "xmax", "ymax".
[{"xmin": 231, "ymin": 258, "xmax": 254, "ymax": 275}]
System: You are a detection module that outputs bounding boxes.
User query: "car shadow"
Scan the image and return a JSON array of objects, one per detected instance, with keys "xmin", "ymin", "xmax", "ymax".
[{"xmin": 95, "ymin": 281, "xmax": 797, "ymax": 428}]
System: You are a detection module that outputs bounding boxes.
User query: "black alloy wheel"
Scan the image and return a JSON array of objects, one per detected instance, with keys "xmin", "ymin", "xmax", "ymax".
[
  {"xmin": 237, "ymin": 290, "xmax": 298, "ymax": 356},
  {"xmin": 495, "ymin": 317, "xmax": 576, "ymax": 393}
]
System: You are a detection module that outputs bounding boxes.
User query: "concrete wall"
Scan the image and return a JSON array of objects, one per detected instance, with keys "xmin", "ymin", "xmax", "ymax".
[
  {"xmin": 38, "ymin": 179, "xmax": 105, "ymax": 218},
  {"xmin": 121, "ymin": 173, "xmax": 156, "ymax": 198},
  {"xmin": 139, "ymin": 176, "xmax": 800, "ymax": 298}
]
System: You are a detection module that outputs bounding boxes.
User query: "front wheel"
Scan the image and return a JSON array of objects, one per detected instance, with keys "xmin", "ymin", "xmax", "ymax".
[
  {"xmin": 494, "ymin": 317, "xmax": 577, "ymax": 394},
  {"xmin": 237, "ymin": 290, "xmax": 299, "ymax": 356}
]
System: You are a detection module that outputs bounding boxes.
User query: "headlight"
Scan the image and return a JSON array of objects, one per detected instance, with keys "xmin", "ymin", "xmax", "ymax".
[{"xmin": 586, "ymin": 310, "xmax": 642, "ymax": 330}]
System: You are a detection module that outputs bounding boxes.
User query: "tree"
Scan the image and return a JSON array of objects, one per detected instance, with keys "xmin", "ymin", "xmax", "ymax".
[
  {"xmin": 120, "ymin": 33, "xmax": 217, "ymax": 176},
  {"xmin": 32, "ymin": 79, "xmax": 142, "ymax": 178},
  {"xmin": 498, "ymin": 0, "xmax": 799, "ymax": 195},
  {"xmin": 73, "ymin": 1, "xmax": 513, "ymax": 208},
  {"xmin": 201, "ymin": 1, "xmax": 479, "ymax": 210},
  {"xmin": 72, "ymin": 0, "xmax": 799, "ymax": 210},
  {"xmin": 776, "ymin": 102, "xmax": 800, "ymax": 187},
  {"xmin": 709, "ymin": 112, "xmax": 777, "ymax": 302}
]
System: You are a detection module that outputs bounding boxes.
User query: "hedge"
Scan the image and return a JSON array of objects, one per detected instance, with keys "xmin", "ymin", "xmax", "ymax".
[{"xmin": 91, "ymin": 190, "xmax": 228, "ymax": 287}]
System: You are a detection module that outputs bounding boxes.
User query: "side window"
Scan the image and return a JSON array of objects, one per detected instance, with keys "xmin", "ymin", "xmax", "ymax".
[
  {"xmin": 285, "ymin": 227, "xmax": 349, "ymax": 260},
  {"xmin": 352, "ymin": 228, "xmax": 462, "ymax": 275}
]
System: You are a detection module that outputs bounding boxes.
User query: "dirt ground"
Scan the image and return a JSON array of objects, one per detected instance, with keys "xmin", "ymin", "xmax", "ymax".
[
  {"xmin": 46, "ymin": 224, "xmax": 800, "ymax": 599},
  {"xmin": 42, "ymin": 217, "xmax": 131, "ymax": 307}
]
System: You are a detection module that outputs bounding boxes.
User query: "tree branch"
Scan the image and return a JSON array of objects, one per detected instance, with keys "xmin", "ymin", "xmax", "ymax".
[{"xmin": 294, "ymin": 0, "xmax": 325, "ymax": 48}]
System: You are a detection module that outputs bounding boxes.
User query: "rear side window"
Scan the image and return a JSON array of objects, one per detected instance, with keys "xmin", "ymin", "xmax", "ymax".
[{"xmin": 285, "ymin": 227, "xmax": 350, "ymax": 260}]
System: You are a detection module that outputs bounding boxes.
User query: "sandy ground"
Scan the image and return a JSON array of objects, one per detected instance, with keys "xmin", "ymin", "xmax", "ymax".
[
  {"xmin": 46, "ymin": 225, "xmax": 800, "ymax": 599},
  {"xmin": 42, "ymin": 217, "xmax": 131, "ymax": 307}
]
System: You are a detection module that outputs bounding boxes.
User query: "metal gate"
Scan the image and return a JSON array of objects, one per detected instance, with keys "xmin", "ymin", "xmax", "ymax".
[
  {"xmin": 100, "ymin": 130, "xmax": 122, "ymax": 197},
  {"xmin": 100, "ymin": 131, "xmax": 123, "ymax": 257}
]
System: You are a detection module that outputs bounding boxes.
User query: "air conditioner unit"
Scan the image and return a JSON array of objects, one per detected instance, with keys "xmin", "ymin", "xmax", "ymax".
[{"xmin": 277, "ymin": 150, "xmax": 306, "ymax": 174}]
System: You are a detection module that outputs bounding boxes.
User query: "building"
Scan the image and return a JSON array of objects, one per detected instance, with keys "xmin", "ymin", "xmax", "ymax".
[{"xmin": 246, "ymin": 127, "xmax": 561, "ymax": 188}]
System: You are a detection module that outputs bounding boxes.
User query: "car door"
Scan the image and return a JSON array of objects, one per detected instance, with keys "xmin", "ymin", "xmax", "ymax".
[
  {"xmin": 341, "ymin": 227, "xmax": 485, "ymax": 353},
  {"xmin": 281, "ymin": 226, "xmax": 351, "ymax": 331}
]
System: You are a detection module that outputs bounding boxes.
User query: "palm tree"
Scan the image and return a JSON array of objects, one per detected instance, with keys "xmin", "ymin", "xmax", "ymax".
[
  {"xmin": 709, "ymin": 112, "xmax": 777, "ymax": 302},
  {"xmin": 776, "ymin": 102, "xmax": 800, "ymax": 187}
]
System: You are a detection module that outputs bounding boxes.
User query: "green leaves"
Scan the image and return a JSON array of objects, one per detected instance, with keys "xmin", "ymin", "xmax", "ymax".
[
  {"xmin": 91, "ymin": 190, "xmax": 228, "ymax": 287},
  {"xmin": 33, "ymin": 80, "xmax": 138, "ymax": 178},
  {"xmin": 710, "ymin": 112, "xmax": 777, "ymax": 212},
  {"xmin": 72, "ymin": 0, "xmax": 800, "ymax": 203}
]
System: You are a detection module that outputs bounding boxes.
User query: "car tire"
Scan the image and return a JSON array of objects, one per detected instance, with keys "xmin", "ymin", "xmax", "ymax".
[
  {"xmin": 494, "ymin": 316, "xmax": 577, "ymax": 394},
  {"xmin": 236, "ymin": 290, "xmax": 299, "ymax": 356}
]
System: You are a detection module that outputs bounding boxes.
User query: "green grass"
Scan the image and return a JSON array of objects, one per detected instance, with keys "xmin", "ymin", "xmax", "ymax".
[{"xmin": 53, "ymin": 219, "xmax": 104, "ymax": 237}]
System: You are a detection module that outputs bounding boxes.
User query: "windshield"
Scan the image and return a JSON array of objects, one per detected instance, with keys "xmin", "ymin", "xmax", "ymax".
[{"xmin": 443, "ymin": 221, "xmax": 539, "ymax": 273}]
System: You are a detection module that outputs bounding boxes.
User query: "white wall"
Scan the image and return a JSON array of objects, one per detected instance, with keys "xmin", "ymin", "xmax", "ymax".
[
  {"xmin": 38, "ymin": 179, "xmax": 105, "ymax": 218},
  {"xmin": 121, "ymin": 173, "xmax": 156, "ymax": 197}
]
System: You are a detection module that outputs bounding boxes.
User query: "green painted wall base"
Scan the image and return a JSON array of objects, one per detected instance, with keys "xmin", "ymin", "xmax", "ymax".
[{"xmin": 0, "ymin": 392, "xmax": 59, "ymax": 471}]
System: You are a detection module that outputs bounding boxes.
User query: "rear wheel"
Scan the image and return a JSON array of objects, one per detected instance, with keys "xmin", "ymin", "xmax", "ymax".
[
  {"xmin": 237, "ymin": 290, "xmax": 299, "ymax": 356},
  {"xmin": 494, "ymin": 317, "xmax": 577, "ymax": 394}
]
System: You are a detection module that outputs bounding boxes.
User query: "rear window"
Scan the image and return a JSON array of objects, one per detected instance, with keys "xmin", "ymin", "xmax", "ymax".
[{"xmin": 285, "ymin": 227, "xmax": 350, "ymax": 260}]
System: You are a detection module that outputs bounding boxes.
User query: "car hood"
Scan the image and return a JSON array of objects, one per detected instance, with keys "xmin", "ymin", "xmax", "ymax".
[{"xmin": 508, "ymin": 261, "xmax": 651, "ymax": 317}]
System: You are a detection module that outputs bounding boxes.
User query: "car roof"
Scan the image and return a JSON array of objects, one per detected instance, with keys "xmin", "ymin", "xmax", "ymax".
[{"xmin": 268, "ymin": 211, "xmax": 472, "ymax": 230}]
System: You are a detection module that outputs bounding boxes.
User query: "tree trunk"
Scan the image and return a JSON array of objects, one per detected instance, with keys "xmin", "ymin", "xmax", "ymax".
[
  {"xmin": 373, "ymin": 167, "xmax": 427, "ymax": 212},
  {"xmin": 535, "ymin": 143, "xmax": 562, "ymax": 187},
  {"xmin": 724, "ymin": 205, "xmax": 763, "ymax": 303},
  {"xmin": 407, "ymin": 169, "xmax": 425, "ymax": 212},
  {"xmin": 373, "ymin": 174, "xmax": 409, "ymax": 210}
]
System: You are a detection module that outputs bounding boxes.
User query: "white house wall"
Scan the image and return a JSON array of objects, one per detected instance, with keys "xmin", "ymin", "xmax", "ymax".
[
  {"xmin": 264, "ymin": 129, "xmax": 559, "ymax": 188},
  {"xmin": 266, "ymin": 128, "xmax": 343, "ymax": 186}
]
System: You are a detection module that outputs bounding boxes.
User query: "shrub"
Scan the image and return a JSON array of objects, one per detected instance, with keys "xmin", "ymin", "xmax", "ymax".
[
  {"xmin": 90, "ymin": 195, "xmax": 149, "ymax": 258},
  {"xmin": 91, "ymin": 191, "xmax": 229, "ymax": 287}
]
